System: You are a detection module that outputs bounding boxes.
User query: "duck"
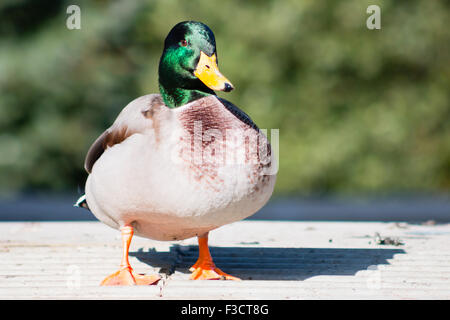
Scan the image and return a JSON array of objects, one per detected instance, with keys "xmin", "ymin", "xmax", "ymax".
[{"xmin": 76, "ymin": 21, "xmax": 277, "ymax": 285}]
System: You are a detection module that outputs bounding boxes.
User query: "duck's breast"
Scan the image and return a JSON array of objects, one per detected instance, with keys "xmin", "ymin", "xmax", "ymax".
[{"xmin": 171, "ymin": 95, "xmax": 276, "ymax": 219}]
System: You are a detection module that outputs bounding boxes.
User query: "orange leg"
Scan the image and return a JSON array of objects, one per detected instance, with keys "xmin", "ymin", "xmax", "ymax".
[
  {"xmin": 100, "ymin": 225, "xmax": 160, "ymax": 286},
  {"xmin": 189, "ymin": 233, "xmax": 241, "ymax": 281}
]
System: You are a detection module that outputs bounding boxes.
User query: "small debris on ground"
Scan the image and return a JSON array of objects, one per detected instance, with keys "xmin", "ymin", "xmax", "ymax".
[
  {"xmin": 391, "ymin": 222, "xmax": 409, "ymax": 229},
  {"xmin": 422, "ymin": 220, "xmax": 436, "ymax": 226},
  {"xmin": 374, "ymin": 232, "xmax": 404, "ymax": 246},
  {"xmin": 238, "ymin": 241, "xmax": 260, "ymax": 245}
]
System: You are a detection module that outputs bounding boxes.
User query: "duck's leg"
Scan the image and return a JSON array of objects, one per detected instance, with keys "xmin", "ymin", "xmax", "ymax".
[
  {"xmin": 100, "ymin": 225, "xmax": 160, "ymax": 286},
  {"xmin": 189, "ymin": 232, "xmax": 241, "ymax": 280}
]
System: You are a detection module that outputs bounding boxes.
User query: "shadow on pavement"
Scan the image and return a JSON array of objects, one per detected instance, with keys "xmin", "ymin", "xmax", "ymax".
[{"xmin": 131, "ymin": 245, "xmax": 405, "ymax": 281}]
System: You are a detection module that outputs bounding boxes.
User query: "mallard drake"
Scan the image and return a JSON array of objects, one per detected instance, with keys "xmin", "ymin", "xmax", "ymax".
[{"xmin": 76, "ymin": 21, "xmax": 276, "ymax": 285}]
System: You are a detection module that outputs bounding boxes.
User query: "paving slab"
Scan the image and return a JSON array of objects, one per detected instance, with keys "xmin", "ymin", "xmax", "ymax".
[{"xmin": 0, "ymin": 221, "xmax": 449, "ymax": 299}]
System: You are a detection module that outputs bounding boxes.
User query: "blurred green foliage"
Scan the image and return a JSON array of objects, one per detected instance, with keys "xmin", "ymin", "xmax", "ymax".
[{"xmin": 0, "ymin": 0, "xmax": 449, "ymax": 197}]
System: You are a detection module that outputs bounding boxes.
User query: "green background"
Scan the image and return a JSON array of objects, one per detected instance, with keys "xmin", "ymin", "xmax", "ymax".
[{"xmin": 0, "ymin": 0, "xmax": 449, "ymax": 198}]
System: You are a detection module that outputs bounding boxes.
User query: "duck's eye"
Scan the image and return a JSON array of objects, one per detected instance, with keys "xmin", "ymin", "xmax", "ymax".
[{"xmin": 180, "ymin": 40, "xmax": 188, "ymax": 47}]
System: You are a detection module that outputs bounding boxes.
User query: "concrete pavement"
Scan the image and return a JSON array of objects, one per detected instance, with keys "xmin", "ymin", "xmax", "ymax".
[{"xmin": 0, "ymin": 220, "xmax": 449, "ymax": 299}]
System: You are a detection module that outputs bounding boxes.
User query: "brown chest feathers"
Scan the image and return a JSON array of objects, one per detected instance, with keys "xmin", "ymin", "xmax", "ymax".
[{"xmin": 177, "ymin": 96, "xmax": 271, "ymax": 191}]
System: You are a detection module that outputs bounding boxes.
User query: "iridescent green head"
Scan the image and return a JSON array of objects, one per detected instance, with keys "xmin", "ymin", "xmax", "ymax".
[{"xmin": 158, "ymin": 21, "xmax": 233, "ymax": 108}]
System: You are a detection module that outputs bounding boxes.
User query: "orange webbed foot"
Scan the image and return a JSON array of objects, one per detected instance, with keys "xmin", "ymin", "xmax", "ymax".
[
  {"xmin": 190, "ymin": 265, "xmax": 241, "ymax": 281},
  {"xmin": 189, "ymin": 234, "xmax": 241, "ymax": 281},
  {"xmin": 101, "ymin": 266, "xmax": 160, "ymax": 286},
  {"xmin": 100, "ymin": 225, "xmax": 161, "ymax": 286}
]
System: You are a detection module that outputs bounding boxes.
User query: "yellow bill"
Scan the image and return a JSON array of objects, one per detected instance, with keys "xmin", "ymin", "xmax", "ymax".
[{"xmin": 194, "ymin": 51, "xmax": 234, "ymax": 92}]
